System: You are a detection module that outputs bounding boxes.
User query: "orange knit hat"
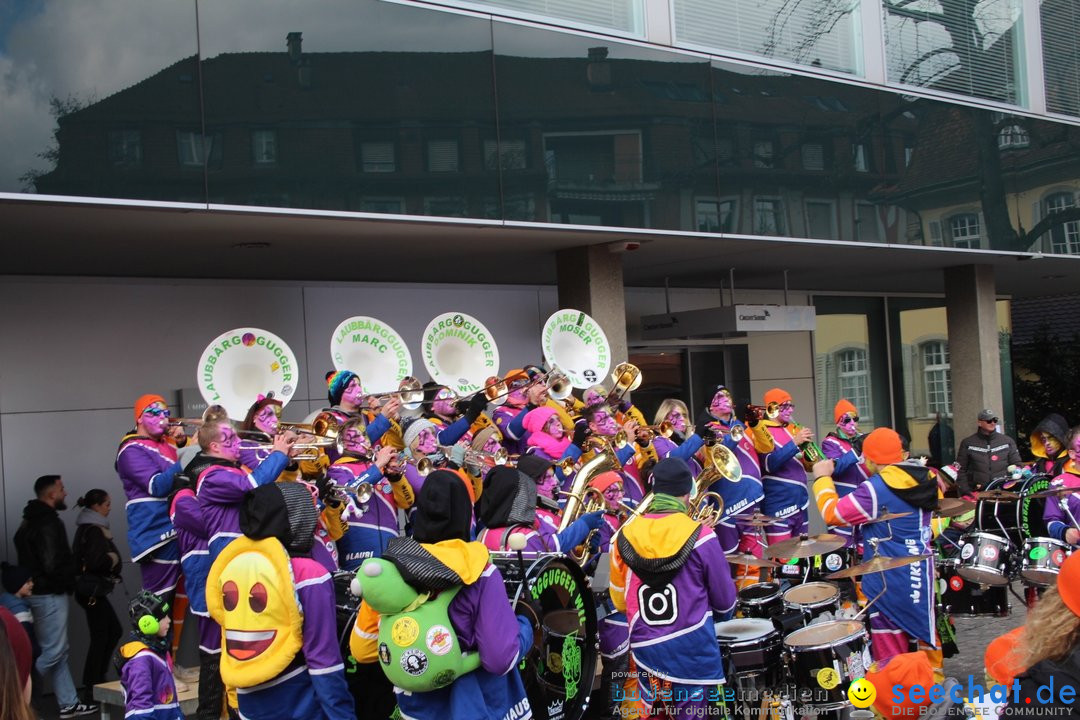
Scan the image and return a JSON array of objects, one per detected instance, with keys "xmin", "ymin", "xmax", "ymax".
[
  {"xmin": 1060, "ymin": 550, "xmax": 1080, "ymax": 617},
  {"xmin": 984, "ymin": 626, "xmax": 1026, "ymax": 685},
  {"xmin": 133, "ymin": 394, "xmax": 167, "ymax": 423},
  {"xmin": 834, "ymin": 399, "xmax": 858, "ymax": 424},
  {"xmin": 865, "ymin": 652, "xmax": 934, "ymax": 717},
  {"xmin": 862, "ymin": 428, "xmax": 904, "ymax": 465},
  {"xmin": 763, "ymin": 388, "xmax": 791, "ymax": 406},
  {"xmin": 589, "ymin": 471, "xmax": 623, "ymax": 493}
]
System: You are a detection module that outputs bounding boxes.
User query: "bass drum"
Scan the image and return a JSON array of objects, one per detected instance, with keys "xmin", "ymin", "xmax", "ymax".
[
  {"xmin": 975, "ymin": 474, "xmax": 1053, "ymax": 545},
  {"xmin": 490, "ymin": 552, "xmax": 599, "ymax": 720}
]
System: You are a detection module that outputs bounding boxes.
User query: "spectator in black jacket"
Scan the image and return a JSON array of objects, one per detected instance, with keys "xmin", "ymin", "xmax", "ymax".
[
  {"xmin": 71, "ymin": 489, "xmax": 123, "ymax": 697},
  {"xmin": 955, "ymin": 409, "xmax": 1021, "ymax": 495},
  {"xmin": 12, "ymin": 475, "xmax": 97, "ymax": 718}
]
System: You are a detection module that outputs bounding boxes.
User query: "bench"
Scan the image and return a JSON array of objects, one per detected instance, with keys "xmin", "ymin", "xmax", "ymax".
[{"xmin": 93, "ymin": 679, "xmax": 199, "ymax": 720}]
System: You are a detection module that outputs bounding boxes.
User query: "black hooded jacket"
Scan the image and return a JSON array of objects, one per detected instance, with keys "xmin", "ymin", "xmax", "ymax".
[{"xmin": 14, "ymin": 500, "xmax": 77, "ymax": 594}]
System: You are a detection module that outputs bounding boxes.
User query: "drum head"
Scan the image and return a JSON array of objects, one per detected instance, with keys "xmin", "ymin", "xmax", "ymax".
[
  {"xmin": 198, "ymin": 328, "xmax": 298, "ymax": 418},
  {"xmin": 421, "ymin": 312, "xmax": 499, "ymax": 395},
  {"xmin": 541, "ymin": 309, "xmax": 611, "ymax": 389},
  {"xmin": 784, "ymin": 619, "xmax": 865, "ymax": 649},
  {"xmin": 783, "ymin": 582, "xmax": 839, "ymax": 605},
  {"xmin": 715, "ymin": 618, "xmax": 775, "ymax": 642},
  {"xmin": 497, "ymin": 553, "xmax": 598, "ymax": 720},
  {"xmin": 738, "ymin": 582, "xmax": 781, "ymax": 603},
  {"xmin": 330, "ymin": 316, "xmax": 413, "ymax": 393}
]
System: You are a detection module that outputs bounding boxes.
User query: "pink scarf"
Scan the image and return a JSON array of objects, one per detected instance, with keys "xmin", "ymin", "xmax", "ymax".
[{"xmin": 523, "ymin": 407, "xmax": 571, "ymax": 458}]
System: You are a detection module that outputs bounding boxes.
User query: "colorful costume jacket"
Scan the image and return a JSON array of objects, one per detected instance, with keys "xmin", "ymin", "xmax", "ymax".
[
  {"xmin": 119, "ymin": 641, "xmax": 184, "ymax": 720},
  {"xmin": 753, "ymin": 422, "xmax": 809, "ymax": 538},
  {"xmin": 327, "ymin": 457, "xmax": 414, "ymax": 569},
  {"xmin": 821, "ymin": 432, "xmax": 869, "ymax": 545},
  {"xmin": 116, "ymin": 435, "xmax": 182, "ymax": 561},
  {"xmin": 814, "ymin": 463, "xmax": 938, "ymax": 645},
  {"xmin": 169, "ymin": 488, "xmax": 219, "ymax": 653},
  {"xmin": 610, "ymin": 513, "xmax": 736, "ymax": 686},
  {"xmin": 1044, "ymin": 462, "xmax": 1080, "ymax": 545},
  {"xmin": 196, "ymin": 453, "xmax": 290, "ymax": 561}
]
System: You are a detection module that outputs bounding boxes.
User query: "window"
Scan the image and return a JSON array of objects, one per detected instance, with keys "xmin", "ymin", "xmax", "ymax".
[
  {"xmin": 696, "ymin": 198, "xmax": 735, "ymax": 233},
  {"xmin": 855, "ymin": 203, "xmax": 881, "ymax": 242},
  {"xmin": 483, "ymin": 139, "xmax": 527, "ymax": 170},
  {"xmin": 361, "ymin": 142, "xmax": 396, "ymax": 173},
  {"xmin": 716, "ymin": 137, "xmax": 735, "ymax": 166},
  {"xmin": 175, "ymin": 130, "xmax": 222, "ymax": 168},
  {"xmin": 252, "ymin": 130, "xmax": 277, "ymax": 165},
  {"xmin": 801, "ymin": 143, "xmax": 825, "ymax": 171},
  {"xmin": 805, "ymin": 200, "xmax": 837, "ymax": 239},
  {"xmin": 753, "ymin": 198, "xmax": 784, "ymax": 235},
  {"xmin": 852, "ymin": 142, "xmax": 870, "ymax": 172},
  {"xmin": 1041, "ymin": 0, "xmax": 1080, "ymax": 116},
  {"xmin": 997, "ymin": 124, "xmax": 1029, "ymax": 149},
  {"xmin": 1044, "ymin": 192, "xmax": 1080, "ymax": 254},
  {"xmin": 753, "ymin": 140, "xmax": 774, "ymax": 168},
  {"xmin": 108, "ymin": 130, "xmax": 142, "ymax": 166},
  {"xmin": 837, "ymin": 349, "xmax": 870, "ymax": 413},
  {"xmin": 923, "ymin": 341, "xmax": 951, "ymax": 416},
  {"xmin": 949, "ymin": 213, "xmax": 981, "ymax": 248},
  {"xmin": 427, "ymin": 140, "xmax": 459, "ymax": 172}
]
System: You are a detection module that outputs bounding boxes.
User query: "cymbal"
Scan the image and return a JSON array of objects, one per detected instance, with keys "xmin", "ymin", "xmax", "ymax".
[
  {"xmin": 869, "ymin": 511, "xmax": 912, "ymax": 523},
  {"xmin": 1029, "ymin": 485, "xmax": 1080, "ymax": 499},
  {"xmin": 764, "ymin": 533, "xmax": 847, "ymax": 559},
  {"xmin": 726, "ymin": 553, "xmax": 781, "ymax": 568},
  {"xmin": 825, "ymin": 554, "xmax": 934, "ymax": 580},
  {"xmin": 975, "ymin": 489, "xmax": 1020, "ymax": 502},
  {"xmin": 740, "ymin": 512, "xmax": 781, "ymax": 527},
  {"xmin": 934, "ymin": 498, "xmax": 976, "ymax": 518}
]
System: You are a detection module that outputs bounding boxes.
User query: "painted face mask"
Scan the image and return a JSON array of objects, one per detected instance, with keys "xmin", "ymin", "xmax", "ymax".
[
  {"xmin": 537, "ymin": 470, "xmax": 559, "ymax": 500},
  {"xmin": 343, "ymin": 427, "xmax": 371, "ymax": 456},
  {"xmin": 778, "ymin": 402, "xmax": 795, "ymax": 424},
  {"xmin": 665, "ymin": 409, "xmax": 687, "ymax": 434},
  {"xmin": 545, "ymin": 415, "xmax": 565, "ymax": 440},
  {"xmin": 217, "ymin": 427, "xmax": 242, "ymax": 462},
  {"xmin": 433, "ymin": 389, "xmax": 457, "ymax": 417},
  {"xmin": 415, "ymin": 428, "xmax": 438, "ymax": 455},
  {"xmin": 1041, "ymin": 432, "xmax": 1062, "ymax": 456},
  {"xmin": 838, "ymin": 414, "xmax": 859, "ymax": 438},
  {"xmin": 341, "ymin": 377, "xmax": 365, "ymax": 407},
  {"xmin": 602, "ymin": 483, "xmax": 624, "ymax": 511},
  {"xmin": 254, "ymin": 405, "xmax": 280, "ymax": 435},
  {"xmin": 710, "ymin": 390, "xmax": 733, "ymax": 417},
  {"xmin": 590, "ymin": 411, "xmax": 618, "ymax": 436},
  {"xmin": 482, "ymin": 434, "xmax": 502, "ymax": 454},
  {"xmin": 140, "ymin": 403, "xmax": 171, "ymax": 438}
]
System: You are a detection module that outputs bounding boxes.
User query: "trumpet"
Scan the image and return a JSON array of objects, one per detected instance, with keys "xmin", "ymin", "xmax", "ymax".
[
  {"xmin": 636, "ymin": 421, "xmax": 675, "ymax": 441},
  {"xmin": 745, "ymin": 402, "xmax": 781, "ymax": 422},
  {"xmin": 387, "ymin": 455, "xmax": 436, "ymax": 477},
  {"xmin": 463, "ymin": 447, "xmax": 511, "ymax": 471},
  {"xmin": 347, "ymin": 481, "xmax": 375, "ymax": 504},
  {"xmin": 245, "ymin": 436, "xmax": 340, "ymax": 462},
  {"xmin": 696, "ymin": 421, "xmax": 744, "ymax": 445}
]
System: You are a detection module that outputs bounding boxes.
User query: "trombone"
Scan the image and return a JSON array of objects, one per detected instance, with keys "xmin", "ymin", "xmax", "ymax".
[
  {"xmin": 605, "ymin": 363, "xmax": 642, "ymax": 406},
  {"xmin": 365, "ymin": 376, "xmax": 427, "ymax": 411},
  {"xmin": 463, "ymin": 447, "xmax": 511, "ymax": 471}
]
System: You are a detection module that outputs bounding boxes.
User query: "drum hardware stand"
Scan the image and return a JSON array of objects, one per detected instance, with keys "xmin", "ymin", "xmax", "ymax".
[{"xmin": 1061, "ymin": 497, "xmax": 1080, "ymax": 536}]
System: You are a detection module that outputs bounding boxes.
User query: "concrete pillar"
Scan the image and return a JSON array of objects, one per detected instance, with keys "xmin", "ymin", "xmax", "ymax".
[
  {"xmin": 555, "ymin": 245, "xmax": 628, "ymax": 366},
  {"xmin": 945, "ymin": 264, "xmax": 1003, "ymax": 451}
]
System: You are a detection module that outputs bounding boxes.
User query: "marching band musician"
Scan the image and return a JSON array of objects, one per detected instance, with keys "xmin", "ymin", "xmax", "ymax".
[
  {"xmin": 749, "ymin": 388, "xmax": 814, "ymax": 542},
  {"xmin": 323, "ymin": 370, "xmax": 400, "ymax": 455},
  {"xmin": 576, "ymin": 405, "xmax": 644, "ymax": 501},
  {"xmin": 326, "ymin": 418, "xmax": 413, "ymax": 567},
  {"xmin": 515, "ymin": 454, "xmax": 562, "ymax": 539},
  {"xmin": 1044, "ymin": 426, "xmax": 1080, "ymax": 547},
  {"xmin": 421, "ymin": 383, "xmax": 489, "ymax": 448},
  {"xmin": 812, "ymin": 428, "xmax": 942, "ymax": 671},
  {"xmin": 491, "ymin": 369, "xmax": 543, "ymax": 454},
  {"xmin": 588, "ymin": 471, "xmax": 627, "ymax": 555},
  {"xmin": 116, "ymin": 394, "xmax": 189, "ymax": 599},
  {"xmin": 194, "ymin": 418, "xmax": 297, "ymax": 561},
  {"xmin": 400, "ymin": 417, "xmax": 453, "ymax": 496},
  {"xmin": 609, "ymin": 458, "xmax": 737, "ymax": 717},
  {"xmin": 238, "ymin": 393, "xmax": 301, "ymax": 482},
  {"xmin": 820, "ymin": 399, "xmax": 870, "ymax": 546},
  {"xmin": 476, "ymin": 466, "xmax": 602, "ymax": 553},
  {"xmin": 1029, "ymin": 413, "xmax": 1071, "ymax": 477},
  {"xmin": 652, "ymin": 399, "xmax": 693, "ymax": 449}
]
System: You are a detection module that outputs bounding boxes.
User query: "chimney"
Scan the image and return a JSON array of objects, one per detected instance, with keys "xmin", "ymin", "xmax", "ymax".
[
  {"xmin": 587, "ymin": 46, "xmax": 611, "ymax": 90},
  {"xmin": 287, "ymin": 32, "xmax": 302, "ymax": 64}
]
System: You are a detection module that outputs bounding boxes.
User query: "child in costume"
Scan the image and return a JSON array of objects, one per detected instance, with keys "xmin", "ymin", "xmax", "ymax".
[{"xmin": 116, "ymin": 591, "xmax": 184, "ymax": 720}]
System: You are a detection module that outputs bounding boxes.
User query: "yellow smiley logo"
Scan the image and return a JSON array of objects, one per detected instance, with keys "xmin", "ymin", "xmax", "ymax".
[
  {"xmin": 391, "ymin": 617, "xmax": 420, "ymax": 648},
  {"xmin": 848, "ymin": 677, "xmax": 877, "ymax": 708}
]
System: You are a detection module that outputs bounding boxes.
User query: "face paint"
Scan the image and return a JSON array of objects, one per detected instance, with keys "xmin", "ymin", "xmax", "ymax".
[
  {"xmin": 140, "ymin": 403, "xmax": 171, "ymax": 438},
  {"xmin": 665, "ymin": 409, "xmax": 687, "ymax": 433},
  {"xmin": 584, "ymin": 390, "xmax": 604, "ymax": 408},
  {"xmin": 433, "ymin": 389, "xmax": 456, "ymax": 417},
  {"xmin": 217, "ymin": 427, "xmax": 242, "ymax": 462},
  {"xmin": 1041, "ymin": 432, "xmax": 1062, "ymax": 455},
  {"xmin": 778, "ymin": 402, "xmax": 795, "ymax": 424},
  {"xmin": 254, "ymin": 406, "xmax": 280, "ymax": 435},
  {"xmin": 545, "ymin": 415, "xmax": 565, "ymax": 439},
  {"xmin": 837, "ymin": 414, "xmax": 859, "ymax": 438},
  {"xmin": 537, "ymin": 470, "xmax": 559, "ymax": 500},
  {"xmin": 710, "ymin": 391, "xmax": 732, "ymax": 417},
  {"xmin": 506, "ymin": 388, "xmax": 527, "ymax": 407},
  {"xmin": 602, "ymin": 483, "xmax": 624, "ymax": 511},
  {"xmin": 590, "ymin": 411, "xmax": 617, "ymax": 436},
  {"xmin": 343, "ymin": 428, "xmax": 371, "ymax": 456},
  {"xmin": 482, "ymin": 435, "xmax": 502, "ymax": 454},
  {"xmin": 341, "ymin": 377, "xmax": 365, "ymax": 408},
  {"xmin": 415, "ymin": 428, "xmax": 438, "ymax": 455}
]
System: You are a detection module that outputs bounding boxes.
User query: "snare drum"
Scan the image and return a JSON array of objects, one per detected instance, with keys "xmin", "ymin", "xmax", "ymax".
[
  {"xmin": 737, "ymin": 581, "xmax": 783, "ymax": 619},
  {"xmin": 1020, "ymin": 537, "xmax": 1072, "ymax": 586},
  {"xmin": 782, "ymin": 582, "xmax": 841, "ymax": 624},
  {"xmin": 936, "ymin": 560, "xmax": 1009, "ymax": 617},
  {"xmin": 957, "ymin": 532, "xmax": 1012, "ymax": 586},
  {"xmin": 714, "ymin": 618, "xmax": 783, "ymax": 687},
  {"xmin": 784, "ymin": 619, "xmax": 871, "ymax": 710}
]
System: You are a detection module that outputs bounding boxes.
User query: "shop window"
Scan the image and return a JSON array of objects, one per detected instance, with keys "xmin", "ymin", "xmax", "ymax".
[{"xmin": 922, "ymin": 341, "xmax": 952, "ymax": 416}]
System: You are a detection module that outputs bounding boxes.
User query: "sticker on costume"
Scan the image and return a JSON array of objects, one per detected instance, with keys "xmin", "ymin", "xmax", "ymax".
[
  {"xmin": 1029, "ymin": 546, "xmax": 1048, "ymax": 561},
  {"xmin": 378, "ymin": 642, "xmax": 391, "ymax": 665},
  {"xmin": 391, "ymin": 617, "xmax": 420, "ymax": 647},
  {"xmin": 433, "ymin": 669, "xmax": 456, "ymax": 688},
  {"xmin": 425, "ymin": 625, "xmax": 453, "ymax": 656},
  {"xmin": 960, "ymin": 543, "xmax": 975, "ymax": 560},
  {"xmin": 824, "ymin": 553, "xmax": 843, "ymax": 572},
  {"xmin": 400, "ymin": 649, "xmax": 428, "ymax": 676},
  {"xmin": 817, "ymin": 667, "xmax": 840, "ymax": 689}
]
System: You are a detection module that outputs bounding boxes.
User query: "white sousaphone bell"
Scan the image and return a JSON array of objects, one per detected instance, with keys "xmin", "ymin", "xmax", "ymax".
[
  {"xmin": 197, "ymin": 327, "xmax": 299, "ymax": 419},
  {"xmin": 541, "ymin": 309, "xmax": 613, "ymax": 391},
  {"xmin": 329, "ymin": 315, "xmax": 414, "ymax": 395},
  {"xmin": 421, "ymin": 311, "xmax": 500, "ymax": 396}
]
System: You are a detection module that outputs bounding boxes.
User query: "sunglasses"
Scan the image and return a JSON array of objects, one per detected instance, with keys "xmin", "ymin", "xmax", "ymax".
[
  {"xmin": 982, "ymin": 417, "xmax": 998, "ymax": 424},
  {"xmin": 602, "ymin": 485, "xmax": 624, "ymax": 497},
  {"xmin": 840, "ymin": 414, "xmax": 860, "ymax": 424},
  {"xmin": 143, "ymin": 407, "xmax": 170, "ymax": 418}
]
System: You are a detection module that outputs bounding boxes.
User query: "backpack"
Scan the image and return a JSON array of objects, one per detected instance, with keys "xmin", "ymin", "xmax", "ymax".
[{"xmin": 354, "ymin": 557, "xmax": 480, "ymax": 692}]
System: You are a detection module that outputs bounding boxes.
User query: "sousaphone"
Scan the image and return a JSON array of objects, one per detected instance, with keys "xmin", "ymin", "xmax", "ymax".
[
  {"xmin": 197, "ymin": 328, "xmax": 298, "ymax": 419},
  {"xmin": 421, "ymin": 311, "xmax": 500, "ymax": 395},
  {"xmin": 541, "ymin": 309, "xmax": 611, "ymax": 389},
  {"xmin": 329, "ymin": 315, "xmax": 413, "ymax": 394}
]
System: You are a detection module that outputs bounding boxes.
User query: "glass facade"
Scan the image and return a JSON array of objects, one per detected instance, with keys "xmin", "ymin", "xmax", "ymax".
[{"xmin": 2, "ymin": 0, "xmax": 1079, "ymax": 254}]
